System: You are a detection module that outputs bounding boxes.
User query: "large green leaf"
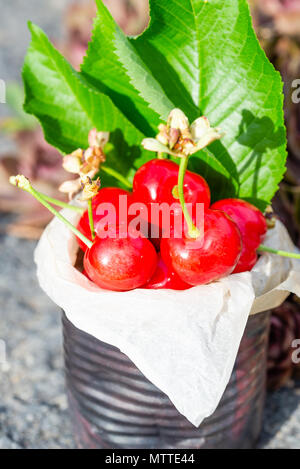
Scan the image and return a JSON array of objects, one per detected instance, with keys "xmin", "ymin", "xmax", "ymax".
[
  {"xmin": 81, "ymin": 0, "xmax": 172, "ymax": 136},
  {"xmin": 126, "ymin": 0, "xmax": 286, "ymax": 208},
  {"xmin": 22, "ymin": 22, "xmax": 146, "ymax": 180},
  {"xmin": 22, "ymin": 1, "xmax": 287, "ymax": 208}
]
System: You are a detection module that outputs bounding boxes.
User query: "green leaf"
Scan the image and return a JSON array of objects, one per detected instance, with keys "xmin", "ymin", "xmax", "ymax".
[
  {"xmin": 22, "ymin": 22, "xmax": 147, "ymax": 180},
  {"xmin": 81, "ymin": 0, "xmax": 173, "ymax": 136},
  {"xmin": 127, "ymin": 0, "xmax": 286, "ymax": 208},
  {"xmin": 23, "ymin": 1, "xmax": 287, "ymax": 208}
]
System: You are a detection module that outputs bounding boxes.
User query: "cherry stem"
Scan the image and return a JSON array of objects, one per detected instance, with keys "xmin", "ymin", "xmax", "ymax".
[
  {"xmin": 88, "ymin": 199, "xmax": 95, "ymax": 240},
  {"xmin": 38, "ymin": 194, "xmax": 84, "ymax": 213},
  {"xmin": 157, "ymin": 152, "xmax": 165, "ymax": 160},
  {"xmin": 30, "ymin": 187, "xmax": 93, "ymax": 249},
  {"xmin": 178, "ymin": 155, "xmax": 201, "ymax": 239},
  {"xmin": 11, "ymin": 177, "xmax": 93, "ymax": 249},
  {"xmin": 258, "ymin": 244, "xmax": 300, "ymax": 260},
  {"xmin": 101, "ymin": 166, "xmax": 132, "ymax": 189}
]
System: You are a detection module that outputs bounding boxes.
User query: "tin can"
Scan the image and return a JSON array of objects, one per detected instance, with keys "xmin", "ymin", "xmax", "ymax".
[{"xmin": 63, "ymin": 310, "xmax": 270, "ymax": 449}]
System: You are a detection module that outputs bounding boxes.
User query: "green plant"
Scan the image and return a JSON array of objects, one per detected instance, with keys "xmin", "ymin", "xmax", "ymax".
[{"xmin": 22, "ymin": 0, "xmax": 287, "ymax": 210}]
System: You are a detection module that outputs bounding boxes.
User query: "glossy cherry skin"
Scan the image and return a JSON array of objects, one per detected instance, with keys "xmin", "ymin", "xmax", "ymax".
[
  {"xmin": 211, "ymin": 199, "xmax": 267, "ymax": 273},
  {"xmin": 144, "ymin": 254, "xmax": 191, "ymax": 290},
  {"xmin": 83, "ymin": 230, "xmax": 158, "ymax": 291},
  {"xmin": 82, "ymin": 269, "xmax": 91, "ymax": 280},
  {"xmin": 77, "ymin": 211, "xmax": 93, "ymax": 251},
  {"xmin": 160, "ymin": 209, "xmax": 242, "ymax": 286},
  {"xmin": 76, "ymin": 187, "xmax": 133, "ymax": 251},
  {"xmin": 132, "ymin": 159, "xmax": 211, "ymax": 230}
]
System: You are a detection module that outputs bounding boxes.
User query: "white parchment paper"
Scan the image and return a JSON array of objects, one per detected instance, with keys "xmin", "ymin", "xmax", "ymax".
[{"xmin": 34, "ymin": 210, "xmax": 300, "ymax": 426}]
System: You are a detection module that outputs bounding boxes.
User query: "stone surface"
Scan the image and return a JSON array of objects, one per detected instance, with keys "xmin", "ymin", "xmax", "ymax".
[
  {"xmin": 0, "ymin": 0, "xmax": 79, "ymax": 448},
  {"xmin": 0, "ymin": 230, "xmax": 75, "ymax": 449}
]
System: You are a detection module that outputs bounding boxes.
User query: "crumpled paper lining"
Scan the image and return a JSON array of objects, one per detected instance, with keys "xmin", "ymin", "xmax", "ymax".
[
  {"xmin": 251, "ymin": 223, "xmax": 300, "ymax": 314},
  {"xmin": 34, "ymin": 209, "xmax": 300, "ymax": 427}
]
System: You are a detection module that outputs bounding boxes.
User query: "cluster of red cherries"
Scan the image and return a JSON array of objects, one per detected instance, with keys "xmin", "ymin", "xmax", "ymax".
[{"xmin": 77, "ymin": 159, "xmax": 267, "ymax": 292}]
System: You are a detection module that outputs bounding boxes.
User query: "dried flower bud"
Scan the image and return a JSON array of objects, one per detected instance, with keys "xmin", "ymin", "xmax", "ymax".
[
  {"xmin": 190, "ymin": 116, "xmax": 223, "ymax": 154},
  {"xmin": 167, "ymin": 108, "xmax": 189, "ymax": 132},
  {"xmin": 88, "ymin": 129, "xmax": 110, "ymax": 149},
  {"xmin": 79, "ymin": 163, "xmax": 98, "ymax": 181},
  {"xmin": 144, "ymin": 109, "xmax": 223, "ymax": 158},
  {"xmin": 265, "ymin": 205, "xmax": 277, "ymax": 229},
  {"xmin": 142, "ymin": 138, "xmax": 175, "ymax": 155},
  {"xmin": 84, "ymin": 146, "xmax": 106, "ymax": 165},
  {"xmin": 62, "ymin": 149, "xmax": 83, "ymax": 174},
  {"xmin": 156, "ymin": 124, "xmax": 169, "ymax": 146},
  {"xmin": 174, "ymin": 137, "xmax": 196, "ymax": 156},
  {"xmin": 59, "ymin": 178, "xmax": 82, "ymax": 200},
  {"xmin": 81, "ymin": 176, "xmax": 101, "ymax": 201},
  {"xmin": 59, "ymin": 129, "xmax": 109, "ymax": 200},
  {"xmin": 169, "ymin": 128, "xmax": 180, "ymax": 149},
  {"xmin": 190, "ymin": 116, "xmax": 210, "ymax": 139},
  {"xmin": 9, "ymin": 175, "xmax": 31, "ymax": 191}
]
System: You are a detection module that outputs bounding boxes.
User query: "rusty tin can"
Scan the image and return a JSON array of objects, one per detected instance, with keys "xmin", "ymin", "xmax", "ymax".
[{"xmin": 63, "ymin": 310, "xmax": 270, "ymax": 449}]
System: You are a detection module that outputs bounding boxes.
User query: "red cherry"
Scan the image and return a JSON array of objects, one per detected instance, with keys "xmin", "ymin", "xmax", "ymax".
[
  {"xmin": 76, "ymin": 211, "xmax": 92, "ymax": 251},
  {"xmin": 76, "ymin": 187, "xmax": 133, "ymax": 251},
  {"xmin": 82, "ymin": 269, "xmax": 91, "ymax": 280},
  {"xmin": 83, "ymin": 229, "xmax": 158, "ymax": 291},
  {"xmin": 132, "ymin": 159, "xmax": 210, "ymax": 233},
  {"xmin": 160, "ymin": 209, "xmax": 242, "ymax": 286},
  {"xmin": 211, "ymin": 199, "xmax": 267, "ymax": 273},
  {"xmin": 144, "ymin": 254, "xmax": 191, "ymax": 290}
]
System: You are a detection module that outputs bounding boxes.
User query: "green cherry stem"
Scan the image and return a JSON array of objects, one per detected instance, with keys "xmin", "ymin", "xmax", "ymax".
[
  {"xmin": 258, "ymin": 245, "xmax": 300, "ymax": 260},
  {"xmin": 88, "ymin": 199, "xmax": 95, "ymax": 240},
  {"xmin": 38, "ymin": 193, "xmax": 84, "ymax": 213},
  {"xmin": 101, "ymin": 166, "xmax": 132, "ymax": 189},
  {"xmin": 178, "ymin": 155, "xmax": 201, "ymax": 239},
  {"xmin": 9, "ymin": 176, "xmax": 93, "ymax": 249}
]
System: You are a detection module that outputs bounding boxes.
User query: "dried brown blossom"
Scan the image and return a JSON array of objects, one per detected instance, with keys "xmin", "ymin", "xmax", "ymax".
[
  {"xmin": 143, "ymin": 109, "xmax": 222, "ymax": 158},
  {"xmin": 59, "ymin": 129, "xmax": 109, "ymax": 200}
]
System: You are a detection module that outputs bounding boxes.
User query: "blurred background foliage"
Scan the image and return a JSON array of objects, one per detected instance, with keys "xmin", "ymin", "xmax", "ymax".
[{"xmin": 0, "ymin": 0, "xmax": 299, "ymax": 389}]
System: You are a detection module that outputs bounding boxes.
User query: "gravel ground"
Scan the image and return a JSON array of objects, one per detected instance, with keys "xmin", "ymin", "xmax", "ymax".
[
  {"xmin": 0, "ymin": 230, "xmax": 75, "ymax": 449},
  {"xmin": 0, "ymin": 0, "xmax": 300, "ymax": 450},
  {"xmin": 0, "ymin": 0, "xmax": 77, "ymax": 449}
]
